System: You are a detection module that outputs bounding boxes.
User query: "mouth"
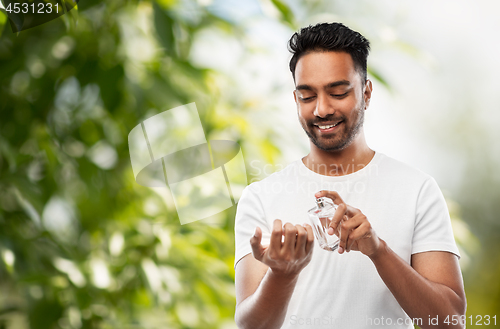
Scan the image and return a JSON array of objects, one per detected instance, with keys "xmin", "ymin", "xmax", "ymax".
[{"xmin": 314, "ymin": 121, "xmax": 343, "ymax": 133}]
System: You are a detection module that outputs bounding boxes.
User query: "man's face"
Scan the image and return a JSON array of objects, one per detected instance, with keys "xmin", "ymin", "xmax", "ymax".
[{"xmin": 293, "ymin": 51, "xmax": 371, "ymax": 152}]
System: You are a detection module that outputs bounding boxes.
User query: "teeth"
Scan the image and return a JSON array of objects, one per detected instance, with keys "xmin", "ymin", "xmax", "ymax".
[{"xmin": 317, "ymin": 122, "xmax": 340, "ymax": 129}]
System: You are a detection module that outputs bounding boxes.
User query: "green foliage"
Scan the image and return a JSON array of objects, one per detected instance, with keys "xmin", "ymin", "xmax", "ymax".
[{"xmin": 0, "ymin": 1, "xmax": 284, "ymax": 328}]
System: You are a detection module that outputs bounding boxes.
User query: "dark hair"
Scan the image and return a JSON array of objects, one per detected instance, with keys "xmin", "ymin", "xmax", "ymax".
[{"xmin": 288, "ymin": 22, "xmax": 370, "ymax": 82}]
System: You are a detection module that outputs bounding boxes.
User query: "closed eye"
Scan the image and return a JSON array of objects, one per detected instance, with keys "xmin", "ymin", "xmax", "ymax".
[
  {"xmin": 331, "ymin": 92, "xmax": 348, "ymax": 98},
  {"xmin": 299, "ymin": 96, "xmax": 316, "ymax": 102}
]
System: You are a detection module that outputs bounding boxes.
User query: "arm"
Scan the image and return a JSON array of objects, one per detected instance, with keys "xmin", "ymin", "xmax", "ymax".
[
  {"xmin": 370, "ymin": 243, "xmax": 466, "ymax": 329},
  {"xmin": 234, "ymin": 255, "xmax": 299, "ymax": 329},
  {"xmin": 316, "ymin": 190, "xmax": 466, "ymax": 329},
  {"xmin": 234, "ymin": 220, "xmax": 314, "ymax": 329}
]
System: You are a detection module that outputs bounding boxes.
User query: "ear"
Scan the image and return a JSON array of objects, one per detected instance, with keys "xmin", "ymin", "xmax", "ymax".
[
  {"xmin": 363, "ymin": 79, "xmax": 373, "ymax": 109},
  {"xmin": 293, "ymin": 89, "xmax": 298, "ymax": 104}
]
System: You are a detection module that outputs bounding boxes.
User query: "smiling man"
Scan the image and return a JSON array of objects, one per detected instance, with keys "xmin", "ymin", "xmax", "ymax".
[
  {"xmin": 295, "ymin": 53, "xmax": 367, "ymax": 154},
  {"xmin": 234, "ymin": 23, "xmax": 466, "ymax": 329}
]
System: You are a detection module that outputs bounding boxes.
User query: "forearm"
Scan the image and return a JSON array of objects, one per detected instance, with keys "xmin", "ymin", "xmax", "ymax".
[
  {"xmin": 235, "ymin": 268, "xmax": 298, "ymax": 329},
  {"xmin": 369, "ymin": 240, "xmax": 466, "ymax": 329}
]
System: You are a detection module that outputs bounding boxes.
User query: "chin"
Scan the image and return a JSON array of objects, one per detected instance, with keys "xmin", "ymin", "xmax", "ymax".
[
  {"xmin": 312, "ymin": 140, "xmax": 346, "ymax": 152},
  {"xmin": 312, "ymin": 132, "xmax": 356, "ymax": 151},
  {"xmin": 316, "ymin": 145, "xmax": 347, "ymax": 152}
]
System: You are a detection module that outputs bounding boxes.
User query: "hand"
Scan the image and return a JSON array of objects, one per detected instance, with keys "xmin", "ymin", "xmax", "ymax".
[
  {"xmin": 250, "ymin": 219, "xmax": 315, "ymax": 278},
  {"xmin": 315, "ymin": 190, "xmax": 382, "ymax": 257}
]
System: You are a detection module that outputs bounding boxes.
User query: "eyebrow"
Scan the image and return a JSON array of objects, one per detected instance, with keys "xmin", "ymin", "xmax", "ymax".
[{"xmin": 295, "ymin": 80, "xmax": 351, "ymax": 92}]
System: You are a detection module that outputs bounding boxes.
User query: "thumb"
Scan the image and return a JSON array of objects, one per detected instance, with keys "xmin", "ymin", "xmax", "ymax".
[{"xmin": 250, "ymin": 227, "xmax": 264, "ymax": 260}]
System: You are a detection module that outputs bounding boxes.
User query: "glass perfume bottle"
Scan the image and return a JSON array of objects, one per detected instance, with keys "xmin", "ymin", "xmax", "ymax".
[{"xmin": 307, "ymin": 197, "xmax": 342, "ymax": 251}]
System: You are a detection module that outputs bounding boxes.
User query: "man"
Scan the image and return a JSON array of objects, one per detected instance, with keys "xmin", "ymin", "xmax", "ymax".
[{"xmin": 234, "ymin": 22, "xmax": 466, "ymax": 329}]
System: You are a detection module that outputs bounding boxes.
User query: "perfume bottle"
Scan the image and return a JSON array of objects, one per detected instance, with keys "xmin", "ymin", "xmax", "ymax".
[{"xmin": 307, "ymin": 197, "xmax": 342, "ymax": 251}]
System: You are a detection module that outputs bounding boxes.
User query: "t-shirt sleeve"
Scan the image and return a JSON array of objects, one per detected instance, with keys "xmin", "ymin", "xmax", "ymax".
[
  {"xmin": 234, "ymin": 183, "xmax": 271, "ymax": 269},
  {"xmin": 412, "ymin": 177, "xmax": 460, "ymax": 258}
]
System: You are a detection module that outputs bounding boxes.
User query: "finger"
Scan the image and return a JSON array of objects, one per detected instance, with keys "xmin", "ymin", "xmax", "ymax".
[
  {"xmin": 328, "ymin": 202, "xmax": 347, "ymax": 235},
  {"xmin": 344, "ymin": 204, "xmax": 363, "ymax": 218},
  {"xmin": 347, "ymin": 238, "xmax": 357, "ymax": 253},
  {"xmin": 315, "ymin": 190, "xmax": 345, "ymax": 205},
  {"xmin": 315, "ymin": 191, "xmax": 363, "ymax": 219},
  {"xmin": 269, "ymin": 219, "xmax": 283, "ymax": 253},
  {"xmin": 294, "ymin": 224, "xmax": 307, "ymax": 254},
  {"xmin": 338, "ymin": 220, "xmax": 348, "ymax": 254},
  {"xmin": 304, "ymin": 223, "xmax": 315, "ymax": 254},
  {"xmin": 250, "ymin": 227, "xmax": 265, "ymax": 261},
  {"xmin": 340, "ymin": 214, "xmax": 366, "ymax": 253},
  {"xmin": 330, "ymin": 207, "xmax": 363, "ymax": 240},
  {"xmin": 341, "ymin": 213, "xmax": 366, "ymax": 231},
  {"xmin": 283, "ymin": 222, "xmax": 297, "ymax": 253},
  {"xmin": 347, "ymin": 222, "xmax": 373, "ymax": 251}
]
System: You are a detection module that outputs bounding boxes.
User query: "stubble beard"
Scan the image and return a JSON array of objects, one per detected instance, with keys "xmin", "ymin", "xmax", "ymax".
[{"xmin": 301, "ymin": 99, "xmax": 365, "ymax": 152}]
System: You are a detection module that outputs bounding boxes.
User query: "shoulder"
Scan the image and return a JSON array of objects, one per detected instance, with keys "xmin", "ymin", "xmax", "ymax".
[
  {"xmin": 376, "ymin": 153, "xmax": 434, "ymax": 185},
  {"xmin": 242, "ymin": 160, "xmax": 302, "ymax": 196},
  {"xmin": 236, "ymin": 160, "xmax": 302, "ymax": 219}
]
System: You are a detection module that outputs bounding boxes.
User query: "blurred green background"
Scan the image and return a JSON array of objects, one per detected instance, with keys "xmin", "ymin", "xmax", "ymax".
[{"xmin": 0, "ymin": 0, "xmax": 499, "ymax": 328}]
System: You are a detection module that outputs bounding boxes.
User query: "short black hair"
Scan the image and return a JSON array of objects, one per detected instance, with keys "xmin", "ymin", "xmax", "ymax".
[{"xmin": 288, "ymin": 22, "xmax": 370, "ymax": 82}]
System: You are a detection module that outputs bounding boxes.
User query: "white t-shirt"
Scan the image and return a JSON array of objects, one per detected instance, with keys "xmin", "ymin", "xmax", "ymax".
[{"xmin": 234, "ymin": 152, "xmax": 460, "ymax": 329}]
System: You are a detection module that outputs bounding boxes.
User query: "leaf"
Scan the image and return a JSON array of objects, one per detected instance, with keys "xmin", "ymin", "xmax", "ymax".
[
  {"xmin": 153, "ymin": 1, "xmax": 177, "ymax": 58},
  {"xmin": 3, "ymin": 0, "xmax": 23, "ymax": 33},
  {"xmin": 367, "ymin": 67, "xmax": 391, "ymax": 91},
  {"xmin": 0, "ymin": 9, "xmax": 7, "ymax": 35},
  {"xmin": 270, "ymin": 0, "xmax": 296, "ymax": 29}
]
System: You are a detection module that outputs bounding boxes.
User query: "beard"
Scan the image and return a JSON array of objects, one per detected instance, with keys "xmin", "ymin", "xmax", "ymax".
[{"xmin": 299, "ymin": 99, "xmax": 365, "ymax": 152}]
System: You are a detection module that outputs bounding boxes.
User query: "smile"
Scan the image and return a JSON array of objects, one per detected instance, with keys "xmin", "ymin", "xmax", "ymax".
[{"xmin": 314, "ymin": 121, "xmax": 343, "ymax": 132}]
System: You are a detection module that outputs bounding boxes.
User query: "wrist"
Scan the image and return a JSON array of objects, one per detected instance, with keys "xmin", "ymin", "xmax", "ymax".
[
  {"xmin": 268, "ymin": 267, "xmax": 300, "ymax": 284},
  {"xmin": 368, "ymin": 238, "xmax": 389, "ymax": 262}
]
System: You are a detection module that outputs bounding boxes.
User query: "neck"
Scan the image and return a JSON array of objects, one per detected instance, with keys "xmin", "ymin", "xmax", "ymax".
[{"xmin": 302, "ymin": 130, "xmax": 375, "ymax": 176}]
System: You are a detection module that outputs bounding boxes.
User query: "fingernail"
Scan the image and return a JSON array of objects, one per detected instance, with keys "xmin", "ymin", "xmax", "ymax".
[
  {"xmin": 328, "ymin": 227, "xmax": 334, "ymax": 235},
  {"xmin": 338, "ymin": 246, "xmax": 344, "ymax": 254},
  {"xmin": 253, "ymin": 227, "xmax": 258, "ymax": 237}
]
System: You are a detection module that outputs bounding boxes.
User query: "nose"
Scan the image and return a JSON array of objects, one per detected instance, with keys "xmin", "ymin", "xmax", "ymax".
[{"xmin": 313, "ymin": 93, "xmax": 335, "ymax": 118}]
